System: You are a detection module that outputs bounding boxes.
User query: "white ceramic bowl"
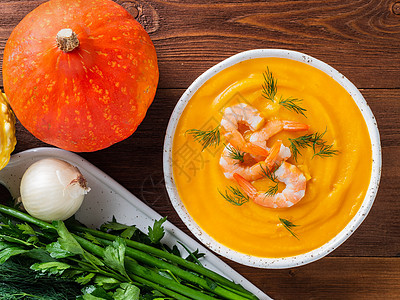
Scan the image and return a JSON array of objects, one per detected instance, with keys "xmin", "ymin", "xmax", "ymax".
[{"xmin": 163, "ymin": 49, "xmax": 381, "ymax": 269}]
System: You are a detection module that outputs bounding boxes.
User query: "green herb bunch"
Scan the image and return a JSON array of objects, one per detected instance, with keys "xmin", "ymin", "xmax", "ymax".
[
  {"xmin": 0, "ymin": 258, "xmax": 81, "ymax": 299},
  {"xmin": 0, "ymin": 204, "xmax": 258, "ymax": 300}
]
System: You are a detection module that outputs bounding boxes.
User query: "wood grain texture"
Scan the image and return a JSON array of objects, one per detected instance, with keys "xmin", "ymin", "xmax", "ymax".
[
  {"xmin": 0, "ymin": 0, "xmax": 400, "ymax": 89},
  {"xmin": 231, "ymin": 257, "xmax": 400, "ymax": 299},
  {"xmin": 1, "ymin": 0, "xmax": 400, "ymax": 299},
  {"xmin": 11, "ymin": 88, "xmax": 400, "ymax": 259}
]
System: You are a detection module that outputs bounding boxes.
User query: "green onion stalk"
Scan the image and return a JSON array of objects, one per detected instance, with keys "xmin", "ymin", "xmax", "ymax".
[{"xmin": 0, "ymin": 204, "xmax": 258, "ymax": 300}]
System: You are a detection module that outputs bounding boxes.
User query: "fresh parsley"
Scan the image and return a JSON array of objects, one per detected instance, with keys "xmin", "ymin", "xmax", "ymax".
[{"xmin": 148, "ymin": 217, "xmax": 167, "ymax": 244}]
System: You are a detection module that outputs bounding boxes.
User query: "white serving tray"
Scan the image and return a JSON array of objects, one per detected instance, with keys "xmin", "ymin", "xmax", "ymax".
[{"xmin": 0, "ymin": 147, "xmax": 270, "ymax": 300}]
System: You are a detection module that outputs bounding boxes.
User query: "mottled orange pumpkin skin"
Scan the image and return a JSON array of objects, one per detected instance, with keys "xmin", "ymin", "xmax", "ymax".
[{"xmin": 2, "ymin": 0, "xmax": 159, "ymax": 152}]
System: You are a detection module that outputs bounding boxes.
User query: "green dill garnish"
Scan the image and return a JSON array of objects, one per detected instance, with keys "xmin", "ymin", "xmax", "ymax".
[
  {"xmin": 218, "ymin": 186, "xmax": 249, "ymax": 206},
  {"xmin": 259, "ymin": 163, "xmax": 278, "ymax": 181},
  {"xmin": 259, "ymin": 163, "xmax": 279, "ymax": 196},
  {"xmin": 261, "ymin": 68, "xmax": 307, "ymax": 117},
  {"xmin": 186, "ymin": 125, "xmax": 220, "ymax": 151},
  {"xmin": 265, "ymin": 184, "xmax": 279, "ymax": 197},
  {"xmin": 279, "ymin": 218, "xmax": 299, "ymax": 240},
  {"xmin": 313, "ymin": 143, "xmax": 340, "ymax": 158},
  {"xmin": 288, "ymin": 128, "xmax": 339, "ymax": 161},
  {"xmin": 278, "ymin": 96, "xmax": 307, "ymax": 117},
  {"xmin": 288, "ymin": 132, "xmax": 317, "ymax": 161},
  {"xmin": 225, "ymin": 144, "xmax": 245, "ymax": 163},
  {"xmin": 262, "ymin": 67, "xmax": 277, "ymax": 101}
]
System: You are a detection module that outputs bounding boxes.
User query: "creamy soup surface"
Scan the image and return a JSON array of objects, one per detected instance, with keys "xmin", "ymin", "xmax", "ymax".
[{"xmin": 172, "ymin": 57, "xmax": 372, "ymax": 258}]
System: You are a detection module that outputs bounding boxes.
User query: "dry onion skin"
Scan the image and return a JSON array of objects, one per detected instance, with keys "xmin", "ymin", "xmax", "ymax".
[{"xmin": 20, "ymin": 158, "xmax": 90, "ymax": 222}]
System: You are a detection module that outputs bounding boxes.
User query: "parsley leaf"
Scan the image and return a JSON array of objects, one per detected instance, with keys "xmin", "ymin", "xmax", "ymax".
[
  {"xmin": 113, "ymin": 283, "xmax": 140, "ymax": 300},
  {"xmin": 104, "ymin": 238, "xmax": 129, "ymax": 280},
  {"xmin": 31, "ymin": 261, "xmax": 71, "ymax": 276},
  {"xmin": 148, "ymin": 217, "xmax": 167, "ymax": 244}
]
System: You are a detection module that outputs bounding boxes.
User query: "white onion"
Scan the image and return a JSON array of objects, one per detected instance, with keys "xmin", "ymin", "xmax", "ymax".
[{"xmin": 20, "ymin": 158, "xmax": 90, "ymax": 222}]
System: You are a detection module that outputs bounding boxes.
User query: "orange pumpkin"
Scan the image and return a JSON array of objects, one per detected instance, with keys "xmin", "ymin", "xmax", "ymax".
[{"xmin": 2, "ymin": 0, "xmax": 159, "ymax": 152}]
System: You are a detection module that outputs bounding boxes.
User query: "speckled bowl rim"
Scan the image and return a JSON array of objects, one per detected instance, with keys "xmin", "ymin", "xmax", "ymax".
[{"xmin": 163, "ymin": 49, "xmax": 382, "ymax": 269}]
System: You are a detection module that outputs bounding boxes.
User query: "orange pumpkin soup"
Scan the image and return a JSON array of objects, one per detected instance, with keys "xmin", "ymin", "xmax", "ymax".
[{"xmin": 172, "ymin": 57, "xmax": 372, "ymax": 258}]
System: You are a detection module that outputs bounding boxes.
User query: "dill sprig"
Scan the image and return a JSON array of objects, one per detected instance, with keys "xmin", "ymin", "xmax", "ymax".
[
  {"xmin": 261, "ymin": 68, "xmax": 307, "ymax": 117},
  {"xmin": 278, "ymin": 96, "xmax": 307, "ymax": 117},
  {"xmin": 288, "ymin": 128, "xmax": 338, "ymax": 161},
  {"xmin": 313, "ymin": 144, "xmax": 340, "ymax": 158},
  {"xmin": 186, "ymin": 125, "xmax": 220, "ymax": 151},
  {"xmin": 218, "ymin": 186, "xmax": 249, "ymax": 206},
  {"xmin": 259, "ymin": 163, "xmax": 279, "ymax": 196},
  {"xmin": 225, "ymin": 144, "xmax": 245, "ymax": 163},
  {"xmin": 279, "ymin": 218, "xmax": 299, "ymax": 240},
  {"xmin": 288, "ymin": 132, "xmax": 317, "ymax": 161},
  {"xmin": 0, "ymin": 259, "xmax": 81, "ymax": 299},
  {"xmin": 310, "ymin": 129, "xmax": 327, "ymax": 152},
  {"xmin": 262, "ymin": 67, "xmax": 277, "ymax": 101},
  {"xmin": 265, "ymin": 184, "xmax": 279, "ymax": 197},
  {"xmin": 259, "ymin": 163, "xmax": 278, "ymax": 181}
]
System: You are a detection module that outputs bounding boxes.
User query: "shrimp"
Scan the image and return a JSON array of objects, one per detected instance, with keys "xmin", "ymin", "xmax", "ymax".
[
  {"xmin": 256, "ymin": 140, "xmax": 291, "ymax": 175},
  {"xmin": 233, "ymin": 161, "xmax": 307, "ymax": 208},
  {"xmin": 221, "ymin": 103, "xmax": 265, "ymax": 133},
  {"xmin": 220, "ymin": 140, "xmax": 290, "ymax": 181},
  {"xmin": 220, "ymin": 104, "xmax": 269, "ymax": 157},
  {"xmin": 249, "ymin": 119, "xmax": 310, "ymax": 148}
]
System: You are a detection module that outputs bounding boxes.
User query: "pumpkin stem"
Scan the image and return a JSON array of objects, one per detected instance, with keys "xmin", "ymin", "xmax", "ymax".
[{"xmin": 56, "ymin": 29, "xmax": 79, "ymax": 53}]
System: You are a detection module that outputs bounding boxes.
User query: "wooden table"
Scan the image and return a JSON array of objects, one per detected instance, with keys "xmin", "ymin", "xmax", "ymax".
[{"xmin": 1, "ymin": 0, "xmax": 399, "ymax": 299}]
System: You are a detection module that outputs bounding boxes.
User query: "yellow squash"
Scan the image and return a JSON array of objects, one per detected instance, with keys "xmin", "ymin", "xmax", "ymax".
[{"xmin": 0, "ymin": 93, "xmax": 16, "ymax": 170}]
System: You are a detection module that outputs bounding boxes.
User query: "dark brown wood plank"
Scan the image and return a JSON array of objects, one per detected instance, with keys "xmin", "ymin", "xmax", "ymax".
[
  {"xmin": 0, "ymin": 0, "xmax": 400, "ymax": 89},
  {"xmin": 1, "ymin": 1, "xmax": 400, "ymax": 299},
  {"xmin": 231, "ymin": 257, "xmax": 400, "ymax": 299},
  {"xmin": 10, "ymin": 88, "xmax": 400, "ymax": 259}
]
